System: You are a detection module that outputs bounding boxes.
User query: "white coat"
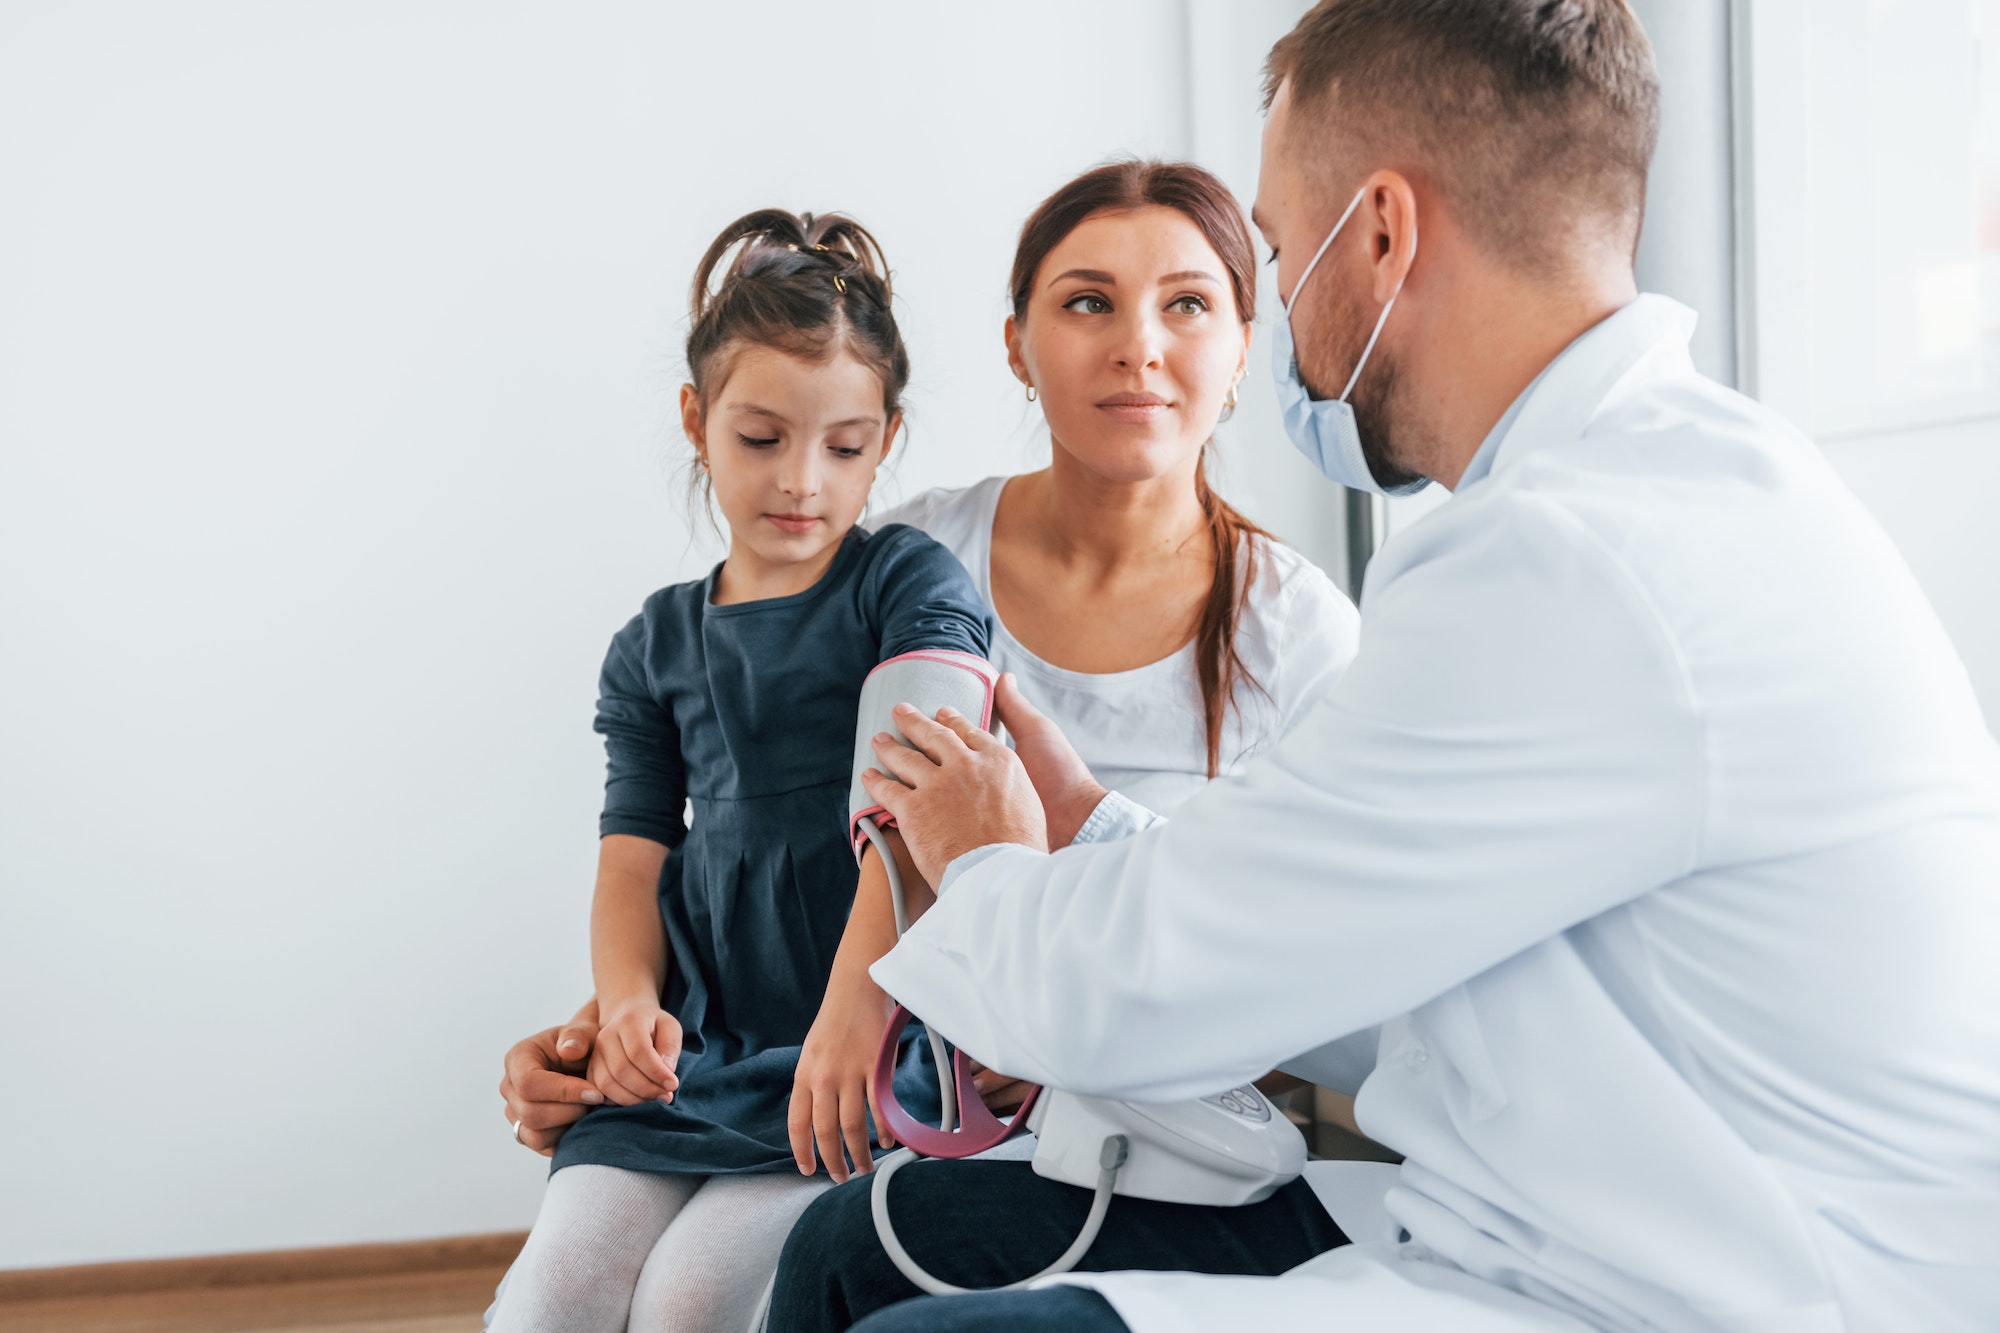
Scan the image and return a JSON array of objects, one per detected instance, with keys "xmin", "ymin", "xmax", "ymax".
[{"xmin": 871, "ymin": 296, "xmax": 2000, "ymax": 1332}]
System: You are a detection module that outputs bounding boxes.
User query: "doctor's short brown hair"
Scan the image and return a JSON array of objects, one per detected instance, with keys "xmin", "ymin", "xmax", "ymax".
[{"xmin": 1264, "ymin": 0, "xmax": 1660, "ymax": 274}]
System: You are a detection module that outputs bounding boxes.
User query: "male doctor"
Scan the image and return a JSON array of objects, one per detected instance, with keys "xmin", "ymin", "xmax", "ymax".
[{"xmin": 766, "ymin": 1, "xmax": 2000, "ymax": 1330}]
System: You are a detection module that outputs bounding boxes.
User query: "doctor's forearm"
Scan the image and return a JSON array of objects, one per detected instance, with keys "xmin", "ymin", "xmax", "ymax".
[{"xmin": 882, "ymin": 839, "xmax": 1340, "ymax": 1099}]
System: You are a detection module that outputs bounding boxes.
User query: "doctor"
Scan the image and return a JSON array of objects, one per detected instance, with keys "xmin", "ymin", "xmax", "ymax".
[{"xmin": 769, "ymin": 1, "xmax": 2000, "ymax": 1330}]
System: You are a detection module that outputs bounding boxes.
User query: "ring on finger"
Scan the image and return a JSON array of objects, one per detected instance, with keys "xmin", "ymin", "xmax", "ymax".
[{"xmin": 512, "ymin": 1118, "xmax": 526, "ymax": 1145}]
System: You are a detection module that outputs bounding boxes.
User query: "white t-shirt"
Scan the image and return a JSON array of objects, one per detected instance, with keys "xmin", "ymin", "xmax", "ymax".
[{"xmin": 875, "ymin": 475, "xmax": 1360, "ymax": 816}]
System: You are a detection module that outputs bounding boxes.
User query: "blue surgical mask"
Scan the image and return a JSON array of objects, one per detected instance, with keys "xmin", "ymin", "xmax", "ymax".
[{"xmin": 1271, "ymin": 187, "xmax": 1428, "ymax": 496}]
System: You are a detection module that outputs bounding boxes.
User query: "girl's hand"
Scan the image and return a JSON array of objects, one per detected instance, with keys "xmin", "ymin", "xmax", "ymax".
[
  {"xmin": 591, "ymin": 997, "xmax": 683, "ymax": 1106},
  {"xmin": 789, "ymin": 976, "xmax": 894, "ymax": 1182}
]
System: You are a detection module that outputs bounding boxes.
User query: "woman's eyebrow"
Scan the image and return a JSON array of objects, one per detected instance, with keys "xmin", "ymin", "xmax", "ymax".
[
  {"xmin": 1048, "ymin": 267, "xmax": 1116, "ymax": 288},
  {"xmin": 729, "ymin": 403, "xmax": 791, "ymax": 424},
  {"xmin": 1045, "ymin": 267, "xmax": 1221, "ymax": 289}
]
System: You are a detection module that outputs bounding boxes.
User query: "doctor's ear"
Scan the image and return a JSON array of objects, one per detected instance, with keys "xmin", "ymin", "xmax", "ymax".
[{"xmin": 1361, "ymin": 170, "xmax": 1421, "ymax": 305}]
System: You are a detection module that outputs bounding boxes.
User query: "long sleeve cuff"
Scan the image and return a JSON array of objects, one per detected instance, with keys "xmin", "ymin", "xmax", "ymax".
[
  {"xmin": 934, "ymin": 789, "xmax": 1161, "ymax": 893},
  {"xmin": 1071, "ymin": 789, "xmax": 1163, "ymax": 845},
  {"xmin": 936, "ymin": 842, "xmax": 1014, "ymax": 894}
]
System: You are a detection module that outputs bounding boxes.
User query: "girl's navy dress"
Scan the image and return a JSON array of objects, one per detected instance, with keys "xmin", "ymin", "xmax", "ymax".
[{"xmin": 552, "ymin": 523, "xmax": 990, "ymax": 1178}]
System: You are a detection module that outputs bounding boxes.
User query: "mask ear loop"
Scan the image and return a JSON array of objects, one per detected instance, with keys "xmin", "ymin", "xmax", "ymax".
[
  {"xmin": 1338, "ymin": 218, "xmax": 1416, "ymax": 404},
  {"xmin": 1285, "ymin": 187, "xmax": 1368, "ymax": 312},
  {"xmin": 1339, "ymin": 287, "xmax": 1399, "ymax": 403}
]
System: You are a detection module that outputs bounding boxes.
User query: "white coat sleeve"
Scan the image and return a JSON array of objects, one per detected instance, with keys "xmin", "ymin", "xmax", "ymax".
[
  {"xmin": 1272, "ymin": 558, "xmax": 1361, "ymax": 729},
  {"xmin": 868, "ymin": 492, "xmax": 1705, "ymax": 1101}
]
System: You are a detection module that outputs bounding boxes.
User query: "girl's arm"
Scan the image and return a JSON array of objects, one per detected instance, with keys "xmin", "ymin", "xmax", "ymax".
[
  {"xmin": 589, "ymin": 833, "xmax": 679, "ymax": 1106},
  {"xmin": 589, "ymin": 607, "xmax": 689, "ymax": 1106},
  {"xmin": 789, "ymin": 829, "xmax": 929, "ymax": 1181},
  {"xmin": 839, "ymin": 825, "xmax": 933, "ymax": 976},
  {"xmin": 788, "ymin": 526, "xmax": 995, "ymax": 1176}
]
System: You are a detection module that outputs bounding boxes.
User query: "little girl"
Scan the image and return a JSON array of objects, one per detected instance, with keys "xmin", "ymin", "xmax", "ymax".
[{"xmin": 486, "ymin": 210, "xmax": 989, "ymax": 1333}]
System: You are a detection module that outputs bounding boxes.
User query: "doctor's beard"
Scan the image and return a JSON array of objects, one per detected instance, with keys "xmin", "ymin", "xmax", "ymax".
[{"xmin": 1310, "ymin": 271, "xmax": 1426, "ymax": 493}]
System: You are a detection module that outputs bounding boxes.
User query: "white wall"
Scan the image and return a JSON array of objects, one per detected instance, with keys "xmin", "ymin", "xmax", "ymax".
[
  {"xmin": 1819, "ymin": 420, "xmax": 2000, "ymax": 726},
  {"xmin": 0, "ymin": 0, "xmax": 1312, "ymax": 1268},
  {"xmin": 1630, "ymin": 0, "xmax": 1737, "ymax": 387},
  {"xmin": 1733, "ymin": 0, "xmax": 2000, "ymax": 732}
]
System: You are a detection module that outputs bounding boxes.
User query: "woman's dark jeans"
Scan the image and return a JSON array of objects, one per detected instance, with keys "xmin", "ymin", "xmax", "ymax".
[{"xmin": 768, "ymin": 1158, "xmax": 1348, "ymax": 1332}]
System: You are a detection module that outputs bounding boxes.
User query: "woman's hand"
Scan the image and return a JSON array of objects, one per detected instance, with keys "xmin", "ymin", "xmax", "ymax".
[
  {"xmin": 500, "ymin": 1012, "xmax": 607, "ymax": 1157},
  {"xmin": 591, "ymin": 996, "xmax": 683, "ymax": 1107},
  {"xmin": 994, "ymin": 673, "xmax": 1108, "ymax": 848},
  {"xmin": 789, "ymin": 975, "xmax": 895, "ymax": 1183}
]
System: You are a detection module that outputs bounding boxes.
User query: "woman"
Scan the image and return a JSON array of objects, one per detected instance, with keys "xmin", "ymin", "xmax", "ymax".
[{"xmin": 497, "ymin": 159, "xmax": 1360, "ymax": 1327}]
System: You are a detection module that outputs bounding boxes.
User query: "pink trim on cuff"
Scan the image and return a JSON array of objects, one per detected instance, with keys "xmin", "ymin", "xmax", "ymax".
[
  {"xmin": 849, "ymin": 651, "xmax": 999, "ymax": 860},
  {"xmin": 850, "ymin": 805, "xmax": 898, "ymax": 859},
  {"xmin": 867, "ymin": 649, "xmax": 998, "ymax": 728}
]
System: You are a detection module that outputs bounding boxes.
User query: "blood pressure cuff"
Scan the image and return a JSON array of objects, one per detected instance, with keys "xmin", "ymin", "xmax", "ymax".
[{"xmin": 849, "ymin": 649, "xmax": 1000, "ymax": 860}]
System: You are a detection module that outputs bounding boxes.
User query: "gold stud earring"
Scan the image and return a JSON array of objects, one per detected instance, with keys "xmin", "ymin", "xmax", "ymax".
[{"xmin": 1025, "ymin": 384, "xmax": 1038, "ymax": 403}]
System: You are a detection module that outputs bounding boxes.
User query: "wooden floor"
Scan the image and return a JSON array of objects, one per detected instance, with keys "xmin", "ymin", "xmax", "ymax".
[
  {"xmin": 0, "ymin": 1263, "xmax": 509, "ymax": 1332},
  {"xmin": 0, "ymin": 1236, "xmax": 526, "ymax": 1333},
  {"xmin": 1, "ymin": 1100, "xmax": 1391, "ymax": 1332}
]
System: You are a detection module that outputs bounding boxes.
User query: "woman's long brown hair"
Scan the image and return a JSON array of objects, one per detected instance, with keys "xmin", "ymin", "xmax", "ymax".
[{"xmin": 1009, "ymin": 160, "xmax": 1272, "ymax": 777}]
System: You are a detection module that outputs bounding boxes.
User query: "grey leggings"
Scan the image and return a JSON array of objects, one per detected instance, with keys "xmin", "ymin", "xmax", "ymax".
[{"xmin": 485, "ymin": 1164, "xmax": 831, "ymax": 1333}]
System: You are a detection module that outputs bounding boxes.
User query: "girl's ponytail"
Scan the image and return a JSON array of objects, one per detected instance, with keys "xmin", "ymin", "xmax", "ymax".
[
  {"xmin": 685, "ymin": 210, "xmax": 905, "ymax": 411},
  {"xmin": 799, "ymin": 214, "xmax": 893, "ymax": 300},
  {"xmin": 687, "ymin": 209, "xmax": 810, "ymax": 326}
]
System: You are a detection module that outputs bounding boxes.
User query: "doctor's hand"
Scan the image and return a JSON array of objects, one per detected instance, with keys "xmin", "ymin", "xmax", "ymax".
[
  {"xmin": 994, "ymin": 672, "xmax": 1108, "ymax": 848},
  {"xmin": 962, "ymin": 1057, "xmax": 1036, "ymax": 1115},
  {"xmin": 500, "ymin": 1007, "xmax": 606, "ymax": 1157},
  {"xmin": 862, "ymin": 702, "xmax": 1048, "ymax": 887}
]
